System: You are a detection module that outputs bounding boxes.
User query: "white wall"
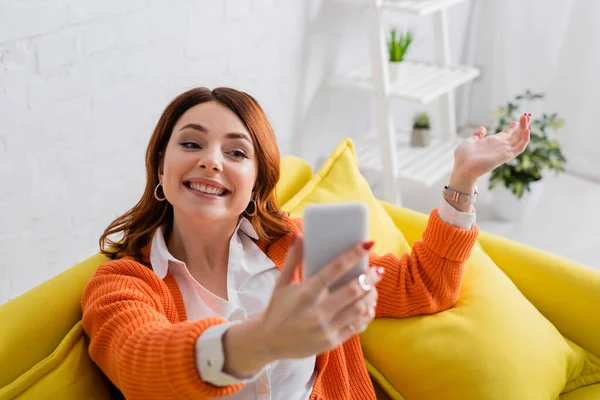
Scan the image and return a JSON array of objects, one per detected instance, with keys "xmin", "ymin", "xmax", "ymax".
[
  {"xmin": 464, "ymin": 0, "xmax": 600, "ymax": 180},
  {"xmin": 0, "ymin": 0, "xmax": 476, "ymax": 303},
  {"xmin": 0, "ymin": 0, "xmax": 306, "ymax": 303}
]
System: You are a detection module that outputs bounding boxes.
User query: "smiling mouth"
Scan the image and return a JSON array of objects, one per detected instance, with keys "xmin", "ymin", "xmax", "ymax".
[{"xmin": 185, "ymin": 181, "xmax": 231, "ymax": 197}]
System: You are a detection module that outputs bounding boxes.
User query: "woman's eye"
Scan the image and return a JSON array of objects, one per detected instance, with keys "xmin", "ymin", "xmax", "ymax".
[
  {"xmin": 230, "ymin": 150, "xmax": 248, "ymax": 159},
  {"xmin": 180, "ymin": 141, "xmax": 200, "ymax": 149}
]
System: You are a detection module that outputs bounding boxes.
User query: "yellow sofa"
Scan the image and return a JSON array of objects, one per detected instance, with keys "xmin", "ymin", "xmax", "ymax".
[{"xmin": 1, "ymin": 146, "xmax": 599, "ymax": 400}]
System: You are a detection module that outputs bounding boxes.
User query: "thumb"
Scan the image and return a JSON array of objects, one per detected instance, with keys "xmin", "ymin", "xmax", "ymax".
[
  {"xmin": 274, "ymin": 233, "xmax": 304, "ymax": 290},
  {"xmin": 471, "ymin": 126, "xmax": 487, "ymax": 140}
]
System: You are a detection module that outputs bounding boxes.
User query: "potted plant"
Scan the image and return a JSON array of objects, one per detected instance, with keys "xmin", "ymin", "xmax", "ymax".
[
  {"xmin": 387, "ymin": 29, "xmax": 413, "ymax": 82},
  {"xmin": 411, "ymin": 112, "xmax": 430, "ymax": 147},
  {"xmin": 488, "ymin": 90, "xmax": 567, "ymax": 221}
]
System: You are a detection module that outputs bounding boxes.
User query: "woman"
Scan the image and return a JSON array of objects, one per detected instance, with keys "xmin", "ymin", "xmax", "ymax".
[{"xmin": 81, "ymin": 87, "xmax": 531, "ymax": 399}]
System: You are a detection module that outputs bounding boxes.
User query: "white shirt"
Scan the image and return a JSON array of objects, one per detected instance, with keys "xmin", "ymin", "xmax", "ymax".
[
  {"xmin": 149, "ymin": 198, "xmax": 475, "ymax": 399},
  {"xmin": 150, "ymin": 217, "xmax": 317, "ymax": 399}
]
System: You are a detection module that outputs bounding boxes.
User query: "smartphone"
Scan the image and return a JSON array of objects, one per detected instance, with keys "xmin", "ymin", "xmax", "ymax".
[{"xmin": 303, "ymin": 202, "xmax": 369, "ymax": 291}]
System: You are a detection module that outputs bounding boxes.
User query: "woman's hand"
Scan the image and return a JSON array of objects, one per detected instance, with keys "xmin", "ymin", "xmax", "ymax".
[
  {"xmin": 223, "ymin": 234, "xmax": 381, "ymax": 378},
  {"xmin": 452, "ymin": 114, "xmax": 531, "ymax": 183},
  {"xmin": 446, "ymin": 114, "xmax": 531, "ymax": 211},
  {"xmin": 262, "ymin": 234, "xmax": 381, "ymax": 359}
]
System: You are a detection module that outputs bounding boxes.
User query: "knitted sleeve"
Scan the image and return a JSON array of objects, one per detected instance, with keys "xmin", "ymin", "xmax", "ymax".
[
  {"xmin": 370, "ymin": 208, "xmax": 479, "ymax": 318},
  {"xmin": 81, "ymin": 259, "xmax": 243, "ymax": 399}
]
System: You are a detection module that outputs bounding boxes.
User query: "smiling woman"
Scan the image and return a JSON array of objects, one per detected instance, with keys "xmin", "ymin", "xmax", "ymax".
[{"xmin": 81, "ymin": 86, "xmax": 530, "ymax": 400}]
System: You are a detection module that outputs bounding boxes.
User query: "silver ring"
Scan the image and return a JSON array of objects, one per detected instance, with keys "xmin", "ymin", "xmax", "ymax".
[{"xmin": 358, "ymin": 274, "xmax": 372, "ymax": 292}]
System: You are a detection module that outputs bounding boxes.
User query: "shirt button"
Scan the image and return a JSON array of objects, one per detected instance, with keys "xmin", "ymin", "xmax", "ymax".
[{"xmin": 258, "ymin": 384, "xmax": 269, "ymax": 394}]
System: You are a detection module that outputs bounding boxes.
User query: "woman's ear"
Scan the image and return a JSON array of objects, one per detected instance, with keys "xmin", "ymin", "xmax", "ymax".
[{"xmin": 157, "ymin": 152, "xmax": 164, "ymax": 182}]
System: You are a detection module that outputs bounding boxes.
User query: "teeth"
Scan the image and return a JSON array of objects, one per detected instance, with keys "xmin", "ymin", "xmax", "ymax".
[{"xmin": 189, "ymin": 182, "xmax": 226, "ymax": 196}]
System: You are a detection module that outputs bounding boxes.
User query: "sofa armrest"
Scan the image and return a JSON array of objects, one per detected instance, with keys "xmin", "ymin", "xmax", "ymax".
[
  {"xmin": 477, "ymin": 231, "xmax": 600, "ymax": 357},
  {"xmin": 0, "ymin": 253, "xmax": 108, "ymax": 387}
]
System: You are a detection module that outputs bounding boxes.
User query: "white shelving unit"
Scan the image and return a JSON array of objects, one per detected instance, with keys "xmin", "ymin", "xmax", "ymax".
[
  {"xmin": 335, "ymin": 0, "xmax": 467, "ymax": 16},
  {"xmin": 331, "ymin": 0, "xmax": 480, "ymax": 204}
]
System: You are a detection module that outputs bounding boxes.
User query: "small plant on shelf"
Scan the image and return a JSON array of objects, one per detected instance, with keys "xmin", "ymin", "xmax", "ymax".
[
  {"xmin": 387, "ymin": 29, "xmax": 413, "ymax": 62},
  {"xmin": 411, "ymin": 112, "xmax": 430, "ymax": 147},
  {"xmin": 488, "ymin": 90, "xmax": 567, "ymax": 199}
]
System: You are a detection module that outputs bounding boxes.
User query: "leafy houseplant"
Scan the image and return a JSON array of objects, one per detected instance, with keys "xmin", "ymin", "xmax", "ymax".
[
  {"xmin": 387, "ymin": 29, "xmax": 413, "ymax": 62},
  {"xmin": 387, "ymin": 29, "xmax": 413, "ymax": 82},
  {"xmin": 411, "ymin": 112, "xmax": 430, "ymax": 147},
  {"xmin": 488, "ymin": 90, "xmax": 567, "ymax": 199}
]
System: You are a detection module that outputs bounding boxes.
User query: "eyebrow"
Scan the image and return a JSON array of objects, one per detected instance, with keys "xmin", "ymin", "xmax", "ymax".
[{"xmin": 179, "ymin": 123, "xmax": 252, "ymax": 143}]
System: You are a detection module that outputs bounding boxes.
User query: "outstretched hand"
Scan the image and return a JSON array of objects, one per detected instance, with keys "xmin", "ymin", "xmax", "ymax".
[
  {"xmin": 453, "ymin": 114, "xmax": 531, "ymax": 181},
  {"xmin": 261, "ymin": 235, "xmax": 381, "ymax": 360}
]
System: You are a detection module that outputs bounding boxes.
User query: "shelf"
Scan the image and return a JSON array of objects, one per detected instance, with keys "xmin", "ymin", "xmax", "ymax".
[
  {"xmin": 382, "ymin": 0, "xmax": 468, "ymax": 15},
  {"xmin": 333, "ymin": 0, "xmax": 468, "ymax": 16},
  {"xmin": 355, "ymin": 131, "xmax": 461, "ymax": 187},
  {"xmin": 330, "ymin": 61, "xmax": 480, "ymax": 104}
]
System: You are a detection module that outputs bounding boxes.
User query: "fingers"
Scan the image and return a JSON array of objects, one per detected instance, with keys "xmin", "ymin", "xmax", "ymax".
[
  {"xmin": 515, "ymin": 127, "xmax": 531, "ymax": 153},
  {"xmin": 504, "ymin": 114, "xmax": 531, "ymax": 139},
  {"xmin": 306, "ymin": 241, "xmax": 372, "ymax": 294},
  {"xmin": 322, "ymin": 266, "xmax": 383, "ymax": 315},
  {"xmin": 519, "ymin": 113, "xmax": 529, "ymax": 131},
  {"xmin": 275, "ymin": 233, "xmax": 303, "ymax": 290},
  {"xmin": 509, "ymin": 114, "xmax": 532, "ymax": 146},
  {"xmin": 501, "ymin": 121, "xmax": 519, "ymax": 136},
  {"xmin": 329, "ymin": 282, "xmax": 379, "ymax": 334}
]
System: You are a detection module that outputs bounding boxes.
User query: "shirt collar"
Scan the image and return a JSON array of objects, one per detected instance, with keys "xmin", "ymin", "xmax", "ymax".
[
  {"xmin": 149, "ymin": 217, "xmax": 260, "ymax": 279},
  {"xmin": 237, "ymin": 216, "xmax": 259, "ymax": 240}
]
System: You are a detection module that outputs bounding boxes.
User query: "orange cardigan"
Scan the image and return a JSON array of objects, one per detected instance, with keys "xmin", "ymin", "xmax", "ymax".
[{"xmin": 81, "ymin": 209, "xmax": 478, "ymax": 399}]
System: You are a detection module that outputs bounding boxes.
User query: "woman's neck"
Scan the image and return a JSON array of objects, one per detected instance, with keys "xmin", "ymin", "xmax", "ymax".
[{"xmin": 167, "ymin": 213, "xmax": 239, "ymax": 273}]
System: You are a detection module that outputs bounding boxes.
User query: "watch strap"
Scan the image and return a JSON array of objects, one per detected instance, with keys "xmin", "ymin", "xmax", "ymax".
[{"xmin": 443, "ymin": 185, "xmax": 478, "ymax": 205}]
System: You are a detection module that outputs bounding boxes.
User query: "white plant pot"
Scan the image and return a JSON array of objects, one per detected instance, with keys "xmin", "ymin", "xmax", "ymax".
[
  {"xmin": 388, "ymin": 62, "xmax": 402, "ymax": 82},
  {"xmin": 491, "ymin": 180, "xmax": 545, "ymax": 222},
  {"xmin": 411, "ymin": 128, "xmax": 430, "ymax": 147}
]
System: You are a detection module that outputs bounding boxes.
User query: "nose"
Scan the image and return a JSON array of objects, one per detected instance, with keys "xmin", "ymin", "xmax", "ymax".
[{"xmin": 197, "ymin": 149, "xmax": 223, "ymax": 172}]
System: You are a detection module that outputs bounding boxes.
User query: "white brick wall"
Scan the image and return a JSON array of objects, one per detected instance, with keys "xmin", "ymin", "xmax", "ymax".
[
  {"xmin": 0, "ymin": 0, "xmax": 307, "ymax": 303},
  {"xmin": 0, "ymin": 0, "xmax": 476, "ymax": 303}
]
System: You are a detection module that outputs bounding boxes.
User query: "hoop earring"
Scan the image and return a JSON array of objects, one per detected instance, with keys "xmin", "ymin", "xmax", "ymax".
[
  {"xmin": 154, "ymin": 183, "xmax": 166, "ymax": 202},
  {"xmin": 245, "ymin": 199, "xmax": 257, "ymax": 217}
]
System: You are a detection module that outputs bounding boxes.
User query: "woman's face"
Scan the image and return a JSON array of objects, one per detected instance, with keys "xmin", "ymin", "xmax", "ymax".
[{"xmin": 159, "ymin": 101, "xmax": 258, "ymax": 224}]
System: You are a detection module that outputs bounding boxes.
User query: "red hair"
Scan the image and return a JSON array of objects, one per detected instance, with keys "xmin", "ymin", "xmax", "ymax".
[{"xmin": 99, "ymin": 87, "xmax": 290, "ymax": 261}]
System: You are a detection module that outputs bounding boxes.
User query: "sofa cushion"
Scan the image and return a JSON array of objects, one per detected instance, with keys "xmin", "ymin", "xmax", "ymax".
[
  {"xmin": 276, "ymin": 155, "xmax": 313, "ymax": 206},
  {"xmin": 0, "ymin": 253, "xmax": 110, "ymax": 389},
  {"xmin": 362, "ymin": 239, "xmax": 587, "ymax": 399},
  {"xmin": 0, "ymin": 322, "xmax": 110, "ymax": 399},
  {"xmin": 560, "ymin": 384, "xmax": 600, "ymax": 400}
]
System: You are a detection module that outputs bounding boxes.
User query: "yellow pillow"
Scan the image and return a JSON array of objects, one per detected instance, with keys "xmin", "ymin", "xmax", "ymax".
[
  {"xmin": 0, "ymin": 322, "xmax": 110, "ymax": 399},
  {"xmin": 362, "ymin": 240, "xmax": 589, "ymax": 399},
  {"xmin": 281, "ymin": 138, "xmax": 411, "ymax": 257},
  {"xmin": 276, "ymin": 155, "xmax": 313, "ymax": 206},
  {"xmin": 281, "ymin": 138, "xmax": 590, "ymax": 399}
]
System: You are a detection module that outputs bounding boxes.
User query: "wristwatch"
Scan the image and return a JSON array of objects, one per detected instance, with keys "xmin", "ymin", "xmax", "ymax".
[{"xmin": 443, "ymin": 185, "xmax": 478, "ymax": 205}]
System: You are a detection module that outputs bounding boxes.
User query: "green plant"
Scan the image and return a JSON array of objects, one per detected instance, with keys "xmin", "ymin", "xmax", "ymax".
[
  {"xmin": 387, "ymin": 29, "xmax": 413, "ymax": 62},
  {"xmin": 413, "ymin": 112, "xmax": 430, "ymax": 129},
  {"xmin": 488, "ymin": 90, "xmax": 567, "ymax": 199}
]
